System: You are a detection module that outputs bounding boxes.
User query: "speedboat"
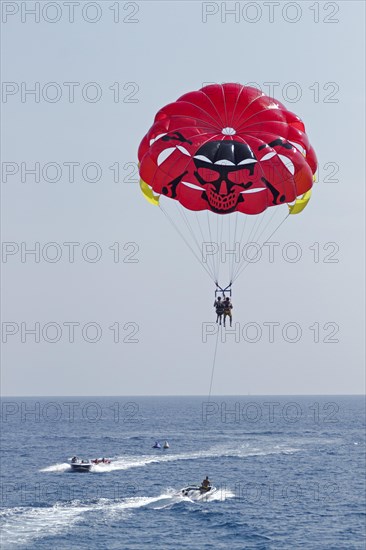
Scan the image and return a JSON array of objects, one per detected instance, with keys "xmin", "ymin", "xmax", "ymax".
[
  {"xmin": 181, "ymin": 485, "xmax": 217, "ymax": 500},
  {"xmin": 69, "ymin": 457, "xmax": 93, "ymax": 472}
]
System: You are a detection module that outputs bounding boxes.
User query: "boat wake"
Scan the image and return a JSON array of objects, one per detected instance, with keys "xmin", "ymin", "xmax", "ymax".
[
  {"xmin": 0, "ymin": 488, "xmax": 235, "ymax": 547},
  {"xmin": 40, "ymin": 444, "xmax": 300, "ymax": 474},
  {"xmin": 41, "ymin": 462, "xmax": 71, "ymax": 473}
]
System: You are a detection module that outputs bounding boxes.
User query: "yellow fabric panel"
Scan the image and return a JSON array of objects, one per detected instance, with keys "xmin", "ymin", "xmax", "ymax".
[
  {"xmin": 139, "ymin": 179, "xmax": 160, "ymax": 207},
  {"xmin": 288, "ymin": 190, "xmax": 312, "ymax": 215}
]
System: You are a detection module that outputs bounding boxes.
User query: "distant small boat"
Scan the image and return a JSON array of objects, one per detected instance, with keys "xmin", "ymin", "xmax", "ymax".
[
  {"xmin": 152, "ymin": 442, "xmax": 161, "ymax": 449},
  {"xmin": 69, "ymin": 457, "xmax": 93, "ymax": 472},
  {"xmin": 69, "ymin": 456, "xmax": 111, "ymax": 471},
  {"xmin": 163, "ymin": 441, "xmax": 170, "ymax": 449}
]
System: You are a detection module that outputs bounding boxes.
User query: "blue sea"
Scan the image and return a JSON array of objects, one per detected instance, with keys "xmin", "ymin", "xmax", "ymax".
[{"xmin": 1, "ymin": 396, "xmax": 365, "ymax": 549}]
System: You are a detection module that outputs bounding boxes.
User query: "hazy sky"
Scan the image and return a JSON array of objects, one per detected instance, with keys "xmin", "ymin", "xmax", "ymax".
[{"xmin": 1, "ymin": 1, "xmax": 365, "ymax": 396}]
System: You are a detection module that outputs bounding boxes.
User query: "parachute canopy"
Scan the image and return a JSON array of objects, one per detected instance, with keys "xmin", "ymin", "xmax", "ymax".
[
  {"xmin": 138, "ymin": 83, "xmax": 317, "ymax": 216},
  {"xmin": 137, "ymin": 84, "xmax": 317, "ymax": 288}
]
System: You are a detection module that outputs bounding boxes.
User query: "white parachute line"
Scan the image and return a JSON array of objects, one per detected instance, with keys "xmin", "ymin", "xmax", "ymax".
[
  {"xmin": 215, "ymin": 212, "xmax": 220, "ymax": 284},
  {"xmin": 229, "ymin": 212, "xmax": 240, "ymax": 285},
  {"xmin": 159, "ymin": 203, "xmax": 215, "ymax": 282},
  {"xmin": 228, "ymin": 213, "xmax": 231, "ymax": 281},
  {"xmin": 248, "ymin": 209, "xmax": 269, "ymax": 243},
  {"xmin": 195, "ymin": 211, "xmax": 216, "ymax": 283},
  {"xmin": 232, "ymin": 213, "xmax": 290, "ymax": 283},
  {"xmin": 216, "ymin": 214, "xmax": 224, "ymax": 288},
  {"xmin": 206, "ymin": 211, "xmax": 216, "ymax": 282},
  {"xmin": 231, "ymin": 212, "xmax": 264, "ymax": 281},
  {"xmin": 208, "ymin": 323, "xmax": 220, "ymax": 400},
  {"xmin": 245, "ymin": 209, "xmax": 272, "ymax": 251},
  {"xmin": 232, "ymin": 207, "xmax": 279, "ymax": 281},
  {"xmin": 253, "ymin": 207, "xmax": 281, "ymax": 244},
  {"xmin": 231, "ymin": 210, "xmax": 267, "ymax": 281},
  {"xmin": 230, "ymin": 212, "xmax": 249, "ymax": 282},
  {"xmin": 206, "ymin": 210, "xmax": 219, "ymax": 283},
  {"xmin": 230, "ymin": 212, "xmax": 240, "ymax": 282},
  {"xmin": 177, "ymin": 204, "xmax": 216, "ymax": 281},
  {"xmin": 236, "ymin": 212, "xmax": 249, "ymax": 261},
  {"xmin": 241, "ymin": 208, "xmax": 284, "ymax": 276}
]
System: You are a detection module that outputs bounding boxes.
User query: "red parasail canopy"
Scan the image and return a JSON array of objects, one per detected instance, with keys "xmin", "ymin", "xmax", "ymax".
[{"xmin": 138, "ymin": 83, "xmax": 317, "ymax": 216}]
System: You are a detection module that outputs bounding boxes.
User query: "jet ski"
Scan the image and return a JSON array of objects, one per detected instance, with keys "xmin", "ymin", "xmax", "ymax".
[
  {"xmin": 69, "ymin": 457, "xmax": 93, "ymax": 472},
  {"xmin": 181, "ymin": 485, "xmax": 217, "ymax": 500},
  {"xmin": 163, "ymin": 441, "xmax": 170, "ymax": 449},
  {"xmin": 152, "ymin": 442, "xmax": 161, "ymax": 449}
]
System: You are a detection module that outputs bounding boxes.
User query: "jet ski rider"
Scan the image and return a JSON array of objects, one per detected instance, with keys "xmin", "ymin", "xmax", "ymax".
[{"xmin": 201, "ymin": 476, "xmax": 211, "ymax": 490}]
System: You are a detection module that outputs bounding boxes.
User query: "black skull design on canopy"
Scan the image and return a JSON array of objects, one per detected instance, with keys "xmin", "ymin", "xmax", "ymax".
[{"xmin": 193, "ymin": 141, "xmax": 258, "ymax": 214}]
